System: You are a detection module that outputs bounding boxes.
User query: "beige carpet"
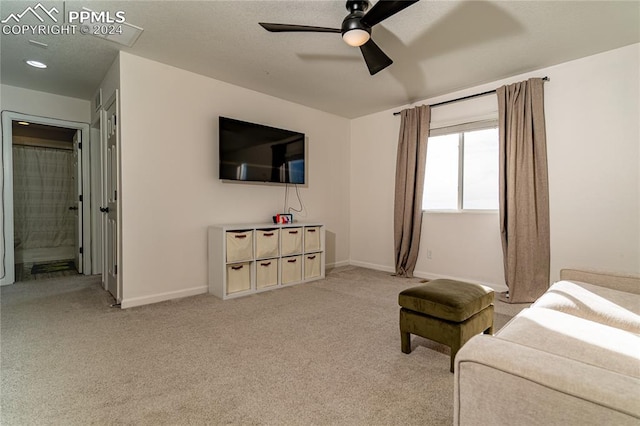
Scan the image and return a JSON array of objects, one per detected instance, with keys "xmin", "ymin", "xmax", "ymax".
[{"xmin": 1, "ymin": 266, "xmax": 524, "ymax": 425}]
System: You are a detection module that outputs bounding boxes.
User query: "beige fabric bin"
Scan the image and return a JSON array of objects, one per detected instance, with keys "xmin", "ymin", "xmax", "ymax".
[
  {"xmin": 255, "ymin": 229, "xmax": 279, "ymax": 259},
  {"xmin": 281, "ymin": 228, "xmax": 302, "ymax": 256},
  {"xmin": 281, "ymin": 255, "xmax": 302, "ymax": 284},
  {"xmin": 256, "ymin": 259, "xmax": 278, "ymax": 289},
  {"xmin": 226, "ymin": 262, "xmax": 251, "ymax": 294},
  {"xmin": 304, "ymin": 253, "xmax": 321, "ymax": 279},
  {"xmin": 226, "ymin": 230, "xmax": 253, "ymax": 262},
  {"xmin": 304, "ymin": 227, "xmax": 321, "ymax": 252}
]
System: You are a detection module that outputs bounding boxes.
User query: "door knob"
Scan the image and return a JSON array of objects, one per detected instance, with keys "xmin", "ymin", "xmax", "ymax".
[{"xmin": 100, "ymin": 207, "xmax": 110, "ymax": 213}]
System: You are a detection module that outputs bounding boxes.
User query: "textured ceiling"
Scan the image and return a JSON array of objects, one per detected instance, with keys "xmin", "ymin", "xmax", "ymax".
[{"xmin": 1, "ymin": 0, "xmax": 639, "ymax": 118}]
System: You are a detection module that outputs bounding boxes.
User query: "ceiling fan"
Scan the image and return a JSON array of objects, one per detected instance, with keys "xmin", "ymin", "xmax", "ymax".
[{"xmin": 259, "ymin": 0, "xmax": 420, "ymax": 75}]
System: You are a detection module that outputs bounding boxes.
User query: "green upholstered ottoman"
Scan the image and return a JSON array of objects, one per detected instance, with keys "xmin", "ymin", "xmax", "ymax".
[{"xmin": 398, "ymin": 279, "xmax": 494, "ymax": 372}]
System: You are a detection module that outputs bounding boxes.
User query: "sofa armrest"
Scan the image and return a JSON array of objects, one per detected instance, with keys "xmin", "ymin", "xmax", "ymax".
[
  {"xmin": 454, "ymin": 335, "xmax": 640, "ymax": 425},
  {"xmin": 560, "ymin": 268, "xmax": 640, "ymax": 295}
]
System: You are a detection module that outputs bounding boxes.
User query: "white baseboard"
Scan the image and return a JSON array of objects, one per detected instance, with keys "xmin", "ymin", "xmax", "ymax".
[
  {"xmin": 120, "ymin": 285, "xmax": 208, "ymax": 309},
  {"xmin": 120, "ymin": 259, "xmax": 349, "ymax": 308},
  {"xmin": 349, "ymin": 260, "xmax": 395, "ymax": 274},
  {"xmin": 326, "ymin": 260, "xmax": 350, "ymax": 270},
  {"xmin": 412, "ymin": 270, "xmax": 508, "ymax": 293},
  {"xmin": 118, "ymin": 262, "xmax": 506, "ymax": 308},
  {"xmin": 349, "ymin": 260, "xmax": 508, "ymax": 292}
]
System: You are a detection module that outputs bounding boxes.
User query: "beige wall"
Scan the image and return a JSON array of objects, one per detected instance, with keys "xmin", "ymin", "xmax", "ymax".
[
  {"xmin": 3, "ymin": 43, "xmax": 637, "ymax": 304},
  {"xmin": 350, "ymin": 43, "xmax": 640, "ymax": 289},
  {"xmin": 1, "ymin": 84, "xmax": 90, "ymax": 123},
  {"xmin": 545, "ymin": 43, "xmax": 639, "ymax": 278},
  {"xmin": 118, "ymin": 52, "xmax": 351, "ymax": 307}
]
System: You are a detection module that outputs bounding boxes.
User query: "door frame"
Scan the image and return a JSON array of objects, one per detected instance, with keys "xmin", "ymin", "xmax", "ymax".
[
  {"xmin": 1, "ymin": 111, "xmax": 91, "ymax": 286},
  {"xmin": 103, "ymin": 91, "xmax": 121, "ymax": 303},
  {"xmin": 72, "ymin": 130, "xmax": 83, "ymax": 274},
  {"xmin": 90, "ymin": 111, "xmax": 104, "ymax": 277}
]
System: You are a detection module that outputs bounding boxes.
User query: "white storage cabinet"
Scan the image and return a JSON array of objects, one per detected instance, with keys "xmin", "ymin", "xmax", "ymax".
[{"xmin": 208, "ymin": 223, "xmax": 325, "ymax": 299}]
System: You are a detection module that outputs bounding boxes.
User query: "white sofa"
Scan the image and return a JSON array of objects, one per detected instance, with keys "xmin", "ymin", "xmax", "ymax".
[{"xmin": 454, "ymin": 269, "xmax": 640, "ymax": 425}]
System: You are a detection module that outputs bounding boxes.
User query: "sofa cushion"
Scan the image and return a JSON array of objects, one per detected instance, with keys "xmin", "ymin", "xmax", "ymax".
[
  {"xmin": 495, "ymin": 307, "xmax": 640, "ymax": 378},
  {"xmin": 532, "ymin": 280, "xmax": 640, "ymax": 333}
]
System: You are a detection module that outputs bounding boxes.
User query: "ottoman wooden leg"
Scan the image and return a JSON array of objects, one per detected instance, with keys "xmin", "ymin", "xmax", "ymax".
[{"xmin": 401, "ymin": 331, "xmax": 412, "ymax": 354}]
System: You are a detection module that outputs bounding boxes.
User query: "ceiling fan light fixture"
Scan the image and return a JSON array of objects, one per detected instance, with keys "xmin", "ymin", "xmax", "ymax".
[{"xmin": 342, "ymin": 29, "xmax": 370, "ymax": 47}]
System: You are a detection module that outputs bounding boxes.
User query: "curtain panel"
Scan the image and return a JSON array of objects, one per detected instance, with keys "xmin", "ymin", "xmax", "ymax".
[
  {"xmin": 497, "ymin": 78, "xmax": 550, "ymax": 303},
  {"xmin": 12, "ymin": 145, "xmax": 75, "ymax": 253},
  {"xmin": 394, "ymin": 105, "xmax": 430, "ymax": 277}
]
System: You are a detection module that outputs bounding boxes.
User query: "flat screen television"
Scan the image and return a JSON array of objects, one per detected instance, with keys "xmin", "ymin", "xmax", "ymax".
[{"xmin": 219, "ymin": 117, "xmax": 305, "ymax": 184}]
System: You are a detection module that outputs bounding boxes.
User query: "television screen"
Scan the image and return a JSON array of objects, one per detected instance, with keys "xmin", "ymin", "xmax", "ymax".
[{"xmin": 219, "ymin": 117, "xmax": 305, "ymax": 184}]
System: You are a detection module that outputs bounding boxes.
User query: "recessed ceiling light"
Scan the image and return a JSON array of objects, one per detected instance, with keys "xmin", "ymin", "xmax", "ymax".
[
  {"xmin": 25, "ymin": 60, "xmax": 47, "ymax": 69},
  {"xmin": 17, "ymin": 121, "xmax": 30, "ymax": 126}
]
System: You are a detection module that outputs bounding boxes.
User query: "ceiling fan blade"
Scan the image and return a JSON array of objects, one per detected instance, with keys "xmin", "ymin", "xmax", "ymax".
[
  {"xmin": 259, "ymin": 23, "xmax": 341, "ymax": 33},
  {"xmin": 360, "ymin": 0, "xmax": 421, "ymax": 28},
  {"xmin": 359, "ymin": 38, "xmax": 393, "ymax": 75}
]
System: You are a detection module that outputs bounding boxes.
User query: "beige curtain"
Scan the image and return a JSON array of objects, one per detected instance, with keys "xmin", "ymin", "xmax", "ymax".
[
  {"xmin": 497, "ymin": 78, "xmax": 550, "ymax": 303},
  {"xmin": 394, "ymin": 105, "xmax": 430, "ymax": 277},
  {"xmin": 12, "ymin": 145, "xmax": 76, "ymax": 263}
]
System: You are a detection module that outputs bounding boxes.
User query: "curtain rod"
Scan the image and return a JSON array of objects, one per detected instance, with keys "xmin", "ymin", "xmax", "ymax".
[
  {"xmin": 13, "ymin": 140, "xmax": 73, "ymax": 151},
  {"xmin": 393, "ymin": 76, "xmax": 549, "ymax": 116}
]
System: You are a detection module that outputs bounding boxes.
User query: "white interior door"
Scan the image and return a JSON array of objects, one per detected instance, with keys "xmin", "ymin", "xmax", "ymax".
[
  {"xmin": 90, "ymin": 115, "xmax": 103, "ymax": 275},
  {"xmin": 72, "ymin": 131, "xmax": 83, "ymax": 273},
  {"xmin": 104, "ymin": 94, "xmax": 119, "ymax": 301}
]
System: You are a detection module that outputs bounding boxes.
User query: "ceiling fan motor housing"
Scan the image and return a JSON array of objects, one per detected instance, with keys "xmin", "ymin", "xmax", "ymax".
[
  {"xmin": 341, "ymin": 13, "xmax": 371, "ymax": 36},
  {"xmin": 342, "ymin": 0, "xmax": 371, "ymax": 35}
]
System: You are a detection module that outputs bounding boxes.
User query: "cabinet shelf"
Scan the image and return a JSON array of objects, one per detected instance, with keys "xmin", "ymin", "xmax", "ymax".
[{"xmin": 208, "ymin": 222, "xmax": 325, "ymax": 299}]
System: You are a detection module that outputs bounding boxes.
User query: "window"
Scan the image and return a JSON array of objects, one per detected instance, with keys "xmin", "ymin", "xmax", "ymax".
[{"xmin": 423, "ymin": 126, "xmax": 499, "ymax": 211}]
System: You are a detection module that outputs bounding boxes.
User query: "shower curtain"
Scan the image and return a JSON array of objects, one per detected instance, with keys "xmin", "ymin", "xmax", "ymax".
[{"xmin": 12, "ymin": 145, "xmax": 76, "ymax": 264}]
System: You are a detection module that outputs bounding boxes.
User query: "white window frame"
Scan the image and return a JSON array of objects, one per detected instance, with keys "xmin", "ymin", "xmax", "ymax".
[{"xmin": 424, "ymin": 119, "xmax": 499, "ymax": 213}]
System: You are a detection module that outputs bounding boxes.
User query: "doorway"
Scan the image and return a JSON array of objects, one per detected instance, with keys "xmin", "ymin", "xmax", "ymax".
[
  {"xmin": 12, "ymin": 121, "xmax": 80, "ymax": 281},
  {"xmin": 1, "ymin": 112, "xmax": 91, "ymax": 286}
]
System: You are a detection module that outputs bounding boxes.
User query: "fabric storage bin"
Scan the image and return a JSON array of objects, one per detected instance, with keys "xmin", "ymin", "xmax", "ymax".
[
  {"xmin": 304, "ymin": 253, "xmax": 321, "ymax": 279},
  {"xmin": 226, "ymin": 230, "xmax": 253, "ymax": 262},
  {"xmin": 226, "ymin": 262, "xmax": 251, "ymax": 294},
  {"xmin": 255, "ymin": 229, "xmax": 279, "ymax": 259},
  {"xmin": 281, "ymin": 255, "xmax": 302, "ymax": 284},
  {"xmin": 281, "ymin": 228, "xmax": 302, "ymax": 256},
  {"xmin": 256, "ymin": 259, "xmax": 278, "ymax": 289},
  {"xmin": 304, "ymin": 227, "xmax": 321, "ymax": 252}
]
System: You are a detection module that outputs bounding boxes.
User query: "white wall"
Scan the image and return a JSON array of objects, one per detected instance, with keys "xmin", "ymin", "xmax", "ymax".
[
  {"xmin": 1, "ymin": 84, "xmax": 91, "ymax": 123},
  {"xmin": 545, "ymin": 44, "xmax": 639, "ymax": 278},
  {"xmin": 118, "ymin": 52, "xmax": 351, "ymax": 307},
  {"xmin": 350, "ymin": 43, "xmax": 640, "ymax": 289}
]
